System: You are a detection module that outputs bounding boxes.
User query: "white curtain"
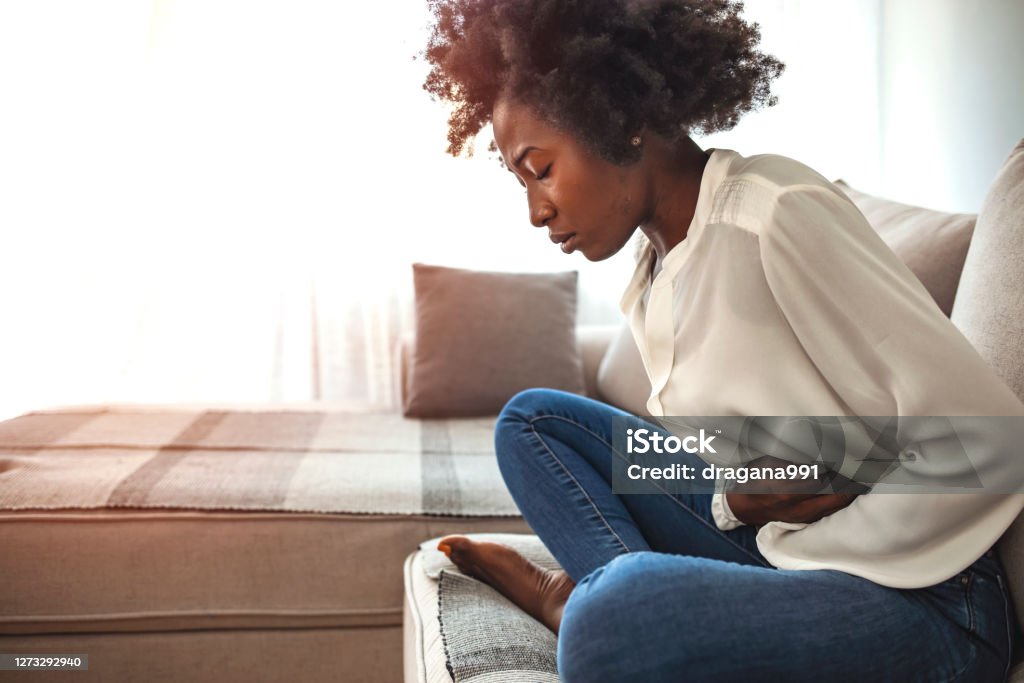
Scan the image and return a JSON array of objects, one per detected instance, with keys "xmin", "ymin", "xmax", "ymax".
[{"xmin": 0, "ymin": 0, "xmax": 880, "ymax": 420}]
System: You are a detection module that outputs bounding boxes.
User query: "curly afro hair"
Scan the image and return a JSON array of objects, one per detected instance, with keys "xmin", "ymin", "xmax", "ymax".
[{"xmin": 422, "ymin": 0, "xmax": 784, "ymax": 164}]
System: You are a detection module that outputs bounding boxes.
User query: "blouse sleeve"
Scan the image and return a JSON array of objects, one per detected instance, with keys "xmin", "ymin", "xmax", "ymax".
[
  {"xmin": 711, "ymin": 488, "xmax": 745, "ymax": 531},
  {"xmin": 753, "ymin": 183, "xmax": 1024, "ymax": 588}
]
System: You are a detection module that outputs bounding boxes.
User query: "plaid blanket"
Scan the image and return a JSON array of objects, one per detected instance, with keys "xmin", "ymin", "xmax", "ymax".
[{"xmin": 0, "ymin": 406, "xmax": 520, "ymax": 516}]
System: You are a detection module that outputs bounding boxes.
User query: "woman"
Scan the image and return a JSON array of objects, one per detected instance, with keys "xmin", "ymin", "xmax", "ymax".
[{"xmin": 422, "ymin": 1, "xmax": 1024, "ymax": 680}]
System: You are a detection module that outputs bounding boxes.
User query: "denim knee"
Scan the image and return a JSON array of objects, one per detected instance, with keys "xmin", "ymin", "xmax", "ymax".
[
  {"xmin": 497, "ymin": 388, "xmax": 564, "ymax": 425},
  {"xmin": 494, "ymin": 388, "xmax": 564, "ymax": 456},
  {"xmin": 558, "ymin": 553, "xmax": 656, "ymax": 683}
]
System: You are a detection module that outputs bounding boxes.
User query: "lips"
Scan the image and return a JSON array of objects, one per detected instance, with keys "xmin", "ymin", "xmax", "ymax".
[
  {"xmin": 549, "ymin": 231, "xmax": 576, "ymax": 246},
  {"xmin": 547, "ymin": 230, "xmax": 578, "ymax": 254}
]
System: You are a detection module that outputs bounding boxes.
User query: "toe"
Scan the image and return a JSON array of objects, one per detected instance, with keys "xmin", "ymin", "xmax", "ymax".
[{"xmin": 437, "ymin": 535, "xmax": 473, "ymax": 561}]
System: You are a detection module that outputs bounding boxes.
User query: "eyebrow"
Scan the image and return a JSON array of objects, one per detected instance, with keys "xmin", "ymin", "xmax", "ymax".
[{"xmin": 512, "ymin": 146, "xmax": 538, "ymax": 169}]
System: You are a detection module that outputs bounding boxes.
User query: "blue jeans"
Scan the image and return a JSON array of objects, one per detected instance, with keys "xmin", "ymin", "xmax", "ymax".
[{"xmin": 494, "ymin": 388, "xmax": 1018, "ymax": 683}]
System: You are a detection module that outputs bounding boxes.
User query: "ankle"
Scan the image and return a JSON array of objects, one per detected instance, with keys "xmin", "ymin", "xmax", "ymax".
[{"xmin": 534, "ymin": 570, "xmax": 573, "ymax": 634}]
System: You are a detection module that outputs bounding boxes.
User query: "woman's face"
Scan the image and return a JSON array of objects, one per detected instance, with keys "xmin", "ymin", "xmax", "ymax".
[{"xmin": 491, "ymin": 97, "xmax": 649, "ymax": 261}]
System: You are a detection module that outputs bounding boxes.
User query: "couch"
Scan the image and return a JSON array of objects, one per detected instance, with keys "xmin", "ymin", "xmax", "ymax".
[{"xmin": 0, "ymin": 141, "xmax": 1020, "ymax": 683}]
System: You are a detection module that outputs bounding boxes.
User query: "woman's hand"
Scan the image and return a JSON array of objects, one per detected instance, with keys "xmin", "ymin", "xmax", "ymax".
[{"xmin": 724, "ymin": 455, "xmax": 865, "ymax": 526}]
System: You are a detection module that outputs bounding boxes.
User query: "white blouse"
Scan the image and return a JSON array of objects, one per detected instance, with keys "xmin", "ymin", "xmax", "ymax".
[{"xmin": 620, "ymin": 148, "xmax": 1024, "ymax": 588}]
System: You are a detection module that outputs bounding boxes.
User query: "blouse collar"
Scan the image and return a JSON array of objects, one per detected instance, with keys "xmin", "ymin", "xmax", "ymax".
[{"xmin": 618, "ymin": 147, "xmax": 738, "ymax": 315}]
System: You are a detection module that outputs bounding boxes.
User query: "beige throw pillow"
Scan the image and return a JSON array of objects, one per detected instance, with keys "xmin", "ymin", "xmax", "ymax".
[
  {"xmin": 949, "ymin": 139, "xmax": 1024, "ymax": 401},
  {"xmin": 596, "ymin": 323, "xmax": 651, "ymax": 416},
  {"xmin": 834, "ymin": 180, "xmax": 976, "ymax": 316},
  {"xmin": 403, "ymin": 263, "xmax": 586, "ymax": 418}
]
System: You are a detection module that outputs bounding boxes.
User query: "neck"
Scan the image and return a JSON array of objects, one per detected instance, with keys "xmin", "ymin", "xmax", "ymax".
[{"xmin": 638, "ymin": 136, "xmax": 711, "ymax": 263}]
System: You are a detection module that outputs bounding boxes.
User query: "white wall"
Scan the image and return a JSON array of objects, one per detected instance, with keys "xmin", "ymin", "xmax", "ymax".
[
  {"xmin": 879, "ymin": 0, "xmax": 1024, "ymax": 212},
  {"xmin": 697, "ymin": 0, "xmax": 883, "ymax": 192}
]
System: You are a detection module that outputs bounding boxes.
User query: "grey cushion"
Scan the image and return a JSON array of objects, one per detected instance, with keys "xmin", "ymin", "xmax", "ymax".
[
  {"xmin": 949, "ymin": 140, "xmax": 1024, "ymax": 640},
  {"xmin": 437, "ymin": 572, "xmax": 559, "ymax": 682},
  {"xmin": 404, "ymin": 264, "xmax": 586, "ymax": 418},
  {"xmin": 576, "ymin": 324, "xmax": 620, "ymax": 400},
  {"xmin": 835, "ymin": 180, "xmax": 976, "ymax": 316},
  {"xmin": 951, "ymin": 140, "xmax": 1024, "ymax": 401},
  {"xmin": 410, "ymin": 534, "xmax": 561, "ymax": 683},
  {"xmin": 596, "ymin": 323, "xmax": 650, "ymax": 416}
]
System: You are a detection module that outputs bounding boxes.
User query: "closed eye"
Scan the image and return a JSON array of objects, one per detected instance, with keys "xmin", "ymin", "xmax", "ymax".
[{"xmin": 536, "ymin": 163, "xmax": 552, "ymax": 181}]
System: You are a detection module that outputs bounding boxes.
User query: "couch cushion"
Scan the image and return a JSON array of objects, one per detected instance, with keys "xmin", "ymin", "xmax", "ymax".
[
  {"xmin": 595, "ymin": 323, "xmax": 650, "ymax": 416},
  {"xmin": 949, "ymin": 139, "xmax": 1024, "ymax": 639},
  {"xmin": 404, "ymin": 534, "xmax": 560, "ymax": 683},
  {"xmin": 438, "ymin": 571, "xmax": 559, "ymax": 682},
  {"xmin": 834, "ymin": 180, "xmax": 976, "ymax": 316},
  {"xmin": 0, "ymin": 405, "xmax": 532, "ymax": 639},
  {"xmin": 951, "ymin": 140, "xmax": 1024, "ymax": 401},
  {"xmin": 577, "ymin": 324, "xmax": 621, "ymax": 400},
  {"xmin": 404, "ymin": 263, "xmax": 585, "ymax": 418},
  {"xmin": 1, "ymin": 508, "xmax": 530, "ymax": 637}
]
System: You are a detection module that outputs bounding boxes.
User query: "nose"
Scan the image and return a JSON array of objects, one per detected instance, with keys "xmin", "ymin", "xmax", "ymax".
[{"xmin": 529, "ymin": 198, "xmax": 556, "ymax": 228}]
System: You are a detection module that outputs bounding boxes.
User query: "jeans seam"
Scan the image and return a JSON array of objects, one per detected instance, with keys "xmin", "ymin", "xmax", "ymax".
[
  {"xmin": 967, "ymin": 573, "xmax": 977, "ymax": 637},
  {"xmin": 526, "ymin": 420, "xmax": 634, "ymax": 555},
  {"xmin": 945, "ymin": 574, "xmax": 978, "ymax": 683},
  {"xmin": 997, "ymin": 573, "xmax": 1013, "ymax": 682},
  {"xmin": 529, "ymin": 413, "xmax": 770, "ymax": 569}
]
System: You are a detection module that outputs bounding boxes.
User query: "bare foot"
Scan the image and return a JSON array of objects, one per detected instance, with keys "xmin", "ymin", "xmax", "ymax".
[{"xmin": 437, "ymin": 535, "xmax": 575, "ymax": 634}]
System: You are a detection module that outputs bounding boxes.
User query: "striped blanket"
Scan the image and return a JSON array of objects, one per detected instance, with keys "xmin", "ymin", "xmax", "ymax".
[{"xmin": 0, "ymin": 405, "xmax": 519, "ymax": 516}]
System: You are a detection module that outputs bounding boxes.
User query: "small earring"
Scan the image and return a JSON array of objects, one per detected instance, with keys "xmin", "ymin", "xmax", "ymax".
[{"xmin": 630, "ymin": 135, "xmax": 642, "ymax": 147}]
